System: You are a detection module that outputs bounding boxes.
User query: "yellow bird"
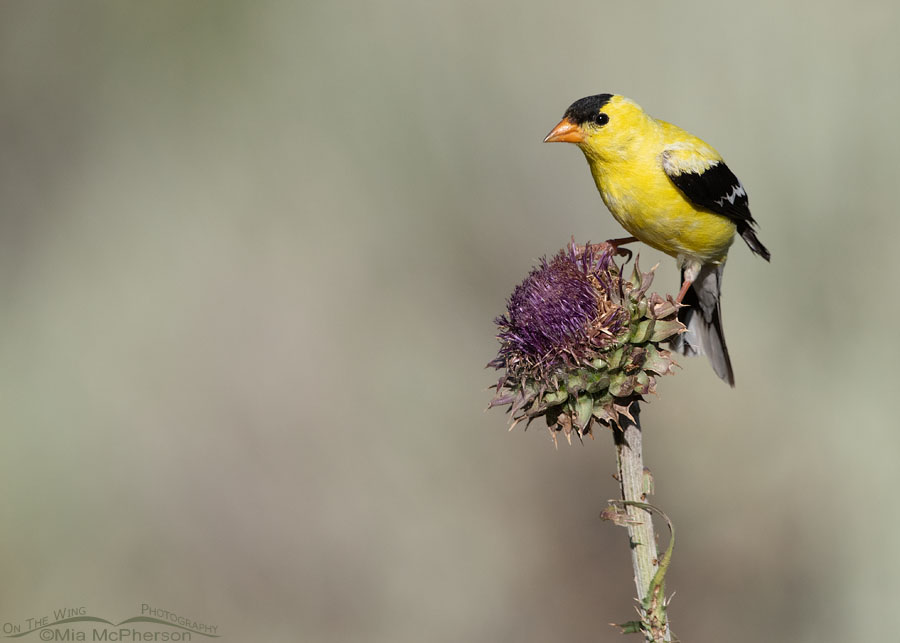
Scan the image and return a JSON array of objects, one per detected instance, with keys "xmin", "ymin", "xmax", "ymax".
[{"xmin": 544, "ymin": 94, "xmax": 769, "ymax": 386}]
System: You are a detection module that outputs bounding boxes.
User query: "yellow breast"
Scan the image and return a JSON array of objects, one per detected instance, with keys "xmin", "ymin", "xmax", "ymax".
[{"xmin": 591, "ymin": 159, "xmax": 736, "ymax": 264}]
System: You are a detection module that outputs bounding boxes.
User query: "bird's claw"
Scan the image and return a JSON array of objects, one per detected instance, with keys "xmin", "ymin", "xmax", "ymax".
[
  {"xmin": 610, "ymin": 244, "xmax": 633, "ymax": 261},
  {"xmin": 604, "ymin": 236, "xmax": 638, "ymax": 261}
]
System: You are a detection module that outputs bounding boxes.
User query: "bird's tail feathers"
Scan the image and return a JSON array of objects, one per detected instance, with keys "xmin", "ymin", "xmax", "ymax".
[
  {"xmin": 670, "ymin": 264, "xmax": 735, "ymax": 386},
  {"xmin": 738, "ymin": 223, "xmax": 771, "ymax": 262}
]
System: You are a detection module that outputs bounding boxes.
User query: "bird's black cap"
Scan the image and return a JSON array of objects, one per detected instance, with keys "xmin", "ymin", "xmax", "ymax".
[{"xmin": 563, "ymin": 94, "xmax": 614, "ymax": 125}]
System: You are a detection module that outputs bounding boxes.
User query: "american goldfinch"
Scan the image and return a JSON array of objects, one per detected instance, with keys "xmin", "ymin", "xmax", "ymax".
[{"xmin": 544, "ymin": 94, "xmax": 770, "ymax": 386}]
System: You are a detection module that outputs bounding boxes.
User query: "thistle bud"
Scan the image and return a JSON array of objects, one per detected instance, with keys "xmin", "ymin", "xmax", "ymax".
[{"xmin": 488, "ymin": 242, "xmax": 683, "ymax": 444}]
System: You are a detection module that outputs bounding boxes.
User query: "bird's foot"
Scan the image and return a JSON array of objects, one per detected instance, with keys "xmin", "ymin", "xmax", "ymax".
[
  {"xmin": 571, "ymin": 237, "xmax": 638, "ymax": 262},
  {"xmin": 605, "ymin": 236, "xmax": 638, "ymax": 261}
]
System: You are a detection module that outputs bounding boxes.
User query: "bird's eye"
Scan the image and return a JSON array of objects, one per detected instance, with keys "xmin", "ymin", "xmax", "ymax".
[{"xmin": 594, "ymin": 112, "xmax": 609, "ymax": 126}]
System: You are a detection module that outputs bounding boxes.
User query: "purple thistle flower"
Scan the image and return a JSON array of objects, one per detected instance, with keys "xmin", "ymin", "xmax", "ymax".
[
  {"xmin": 493, "ymin": 243, "xmax": 623, "ymax": 369},
  {"xmin": 488, "ymin": 241, "xmax": 683, "ymax": 443}
]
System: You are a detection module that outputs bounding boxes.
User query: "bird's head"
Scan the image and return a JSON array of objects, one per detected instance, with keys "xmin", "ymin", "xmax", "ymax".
[{"xmin": 544, "ymin": 94, "xmax": 652, "ymax": 161}]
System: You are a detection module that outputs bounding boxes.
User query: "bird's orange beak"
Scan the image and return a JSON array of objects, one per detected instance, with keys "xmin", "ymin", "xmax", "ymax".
[{"xmin": 543, "ymin": 118, "xmax": 584, "ymax": 144}]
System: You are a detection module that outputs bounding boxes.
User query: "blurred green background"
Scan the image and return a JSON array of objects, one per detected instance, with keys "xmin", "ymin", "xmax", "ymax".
[{"xmin": 2, "ymin": 2, "xmax": 899, "ymax": 641}]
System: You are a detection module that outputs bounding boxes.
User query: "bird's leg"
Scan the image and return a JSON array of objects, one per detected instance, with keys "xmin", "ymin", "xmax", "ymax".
[
  {"xmin": 607, "ymin": 236, "xmax": 639, "ymax": 247},
  {"xmin": 675, "ymin": 279, "xmax": 693, "ymax": 304},
  {"xmin": 676, "ymin": 261, "xmax": 701, "ymax": 304}
]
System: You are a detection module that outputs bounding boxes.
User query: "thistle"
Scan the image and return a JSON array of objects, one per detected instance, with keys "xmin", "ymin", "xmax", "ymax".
[{"xmin": 488, "ymin": 241, "xmax": 684, "ymax": 444}]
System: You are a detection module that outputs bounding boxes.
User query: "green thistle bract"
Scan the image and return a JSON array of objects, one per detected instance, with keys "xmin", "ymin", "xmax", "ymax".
[{"xmin": 488, "ymin": 242, "xmax": 684, "ymax": 444}]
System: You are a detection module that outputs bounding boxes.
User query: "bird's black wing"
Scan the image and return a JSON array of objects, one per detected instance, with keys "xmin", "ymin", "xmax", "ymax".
[
  {"xmin": 666, "ymin": 160, "xmax": 751, "ymax": 223},
  {"xmin": 664, "ymin": 156, "xmax": 770, "ymax": 261}
]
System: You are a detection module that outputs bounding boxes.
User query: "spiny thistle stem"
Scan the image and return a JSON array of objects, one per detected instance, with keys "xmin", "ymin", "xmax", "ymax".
[{"xmin": 612, "ymin": 406, "xmax": 672, "ymax": 642}]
